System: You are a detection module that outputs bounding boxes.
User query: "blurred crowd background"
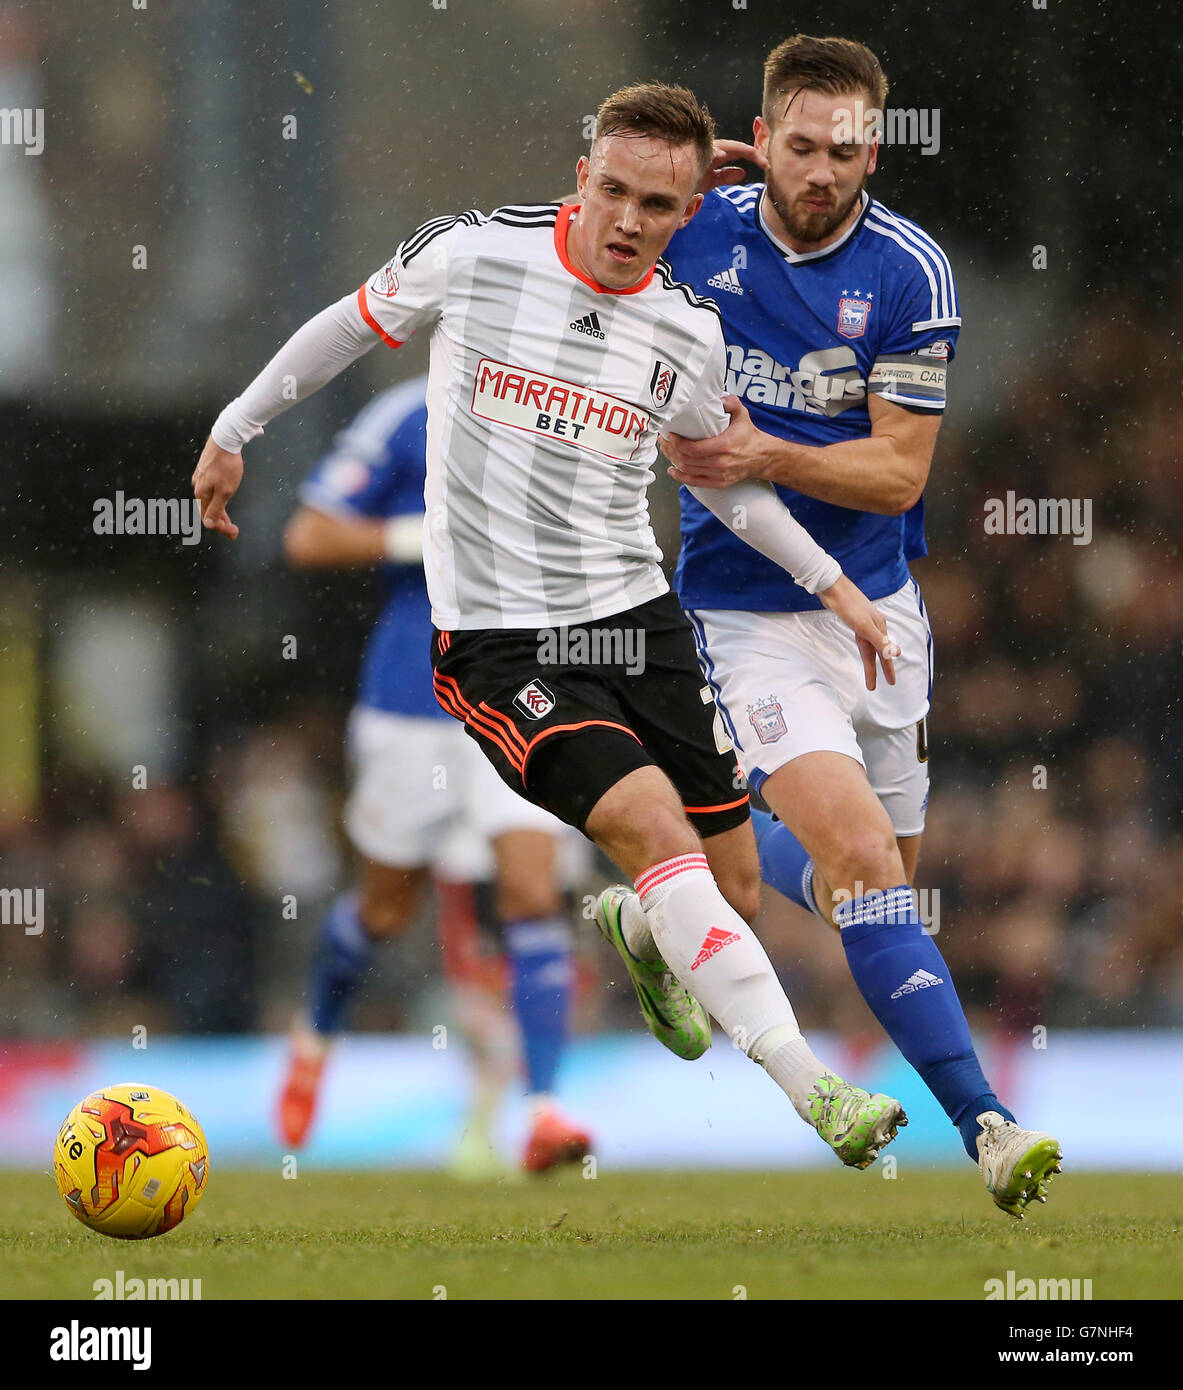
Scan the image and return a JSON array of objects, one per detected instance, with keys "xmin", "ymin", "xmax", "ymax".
[{"xmin": 1, "ymin": 0, "xmax": 1178, "ymax": 1043}]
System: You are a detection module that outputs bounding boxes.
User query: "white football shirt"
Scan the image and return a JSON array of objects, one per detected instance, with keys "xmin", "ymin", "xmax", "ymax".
[
  {"xmin": 210, "ymin": 202, "xmax": 842, "ymax": 624},
  {"xmin": 357, "ymin": 203, "xmax": 730, "ymax": 630}
]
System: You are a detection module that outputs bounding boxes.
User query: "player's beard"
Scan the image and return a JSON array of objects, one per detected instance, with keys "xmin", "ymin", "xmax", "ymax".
[{"xmin": 765, "ymin": 170, "xmax": 865, "ymax": 247}]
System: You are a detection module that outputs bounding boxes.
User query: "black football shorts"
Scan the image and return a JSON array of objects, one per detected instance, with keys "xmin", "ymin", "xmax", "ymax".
[{"xmin": 431, "ymin": 591, "xmax": 749, "ymax": 836}]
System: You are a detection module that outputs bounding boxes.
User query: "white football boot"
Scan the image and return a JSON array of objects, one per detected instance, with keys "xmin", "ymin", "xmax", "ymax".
[{"xmin": 975, "ymin": 1110, "xmax": 1062, "ymax": 1218}]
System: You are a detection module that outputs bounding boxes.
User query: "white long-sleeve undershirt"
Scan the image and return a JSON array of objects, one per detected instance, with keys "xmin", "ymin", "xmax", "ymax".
[
  {"xmin": 209, "ymin": 297, "xmax": 841, "ymax": 595},
  {"xmin": 211, "ymin": 293, "xmax": 373, "ymax": 453},
  {"xmin": 687, "ymin": 482, "xmax": 842, "ymax": 595}
]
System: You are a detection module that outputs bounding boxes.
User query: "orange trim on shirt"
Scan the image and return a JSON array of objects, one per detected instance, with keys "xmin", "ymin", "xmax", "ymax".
[
  {"xmin": 553, "ymin": 202, "xmax": 655, "ymax": 297},
  {"xmin": 356, "ymin": 284, "xmax": 404, "ymax": 350}
]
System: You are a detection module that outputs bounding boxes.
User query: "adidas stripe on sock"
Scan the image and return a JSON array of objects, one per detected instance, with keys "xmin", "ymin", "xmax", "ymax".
[
  {"xmin": 634, "ymin": 853, "xmax": 828, "ymax": 1118},
  {"xmin": 834, "ymin": 886, "xmax": 1013, "ymax": 1158}
]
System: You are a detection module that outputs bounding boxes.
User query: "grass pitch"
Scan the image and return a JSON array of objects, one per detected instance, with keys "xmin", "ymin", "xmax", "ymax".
[{"xmin": 2, "ymin": 1169, "xmax": 1178, "ymax": 1301}]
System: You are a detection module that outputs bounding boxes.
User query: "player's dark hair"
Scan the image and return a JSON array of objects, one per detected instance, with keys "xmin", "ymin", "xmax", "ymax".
[
  {"xmin": 593, "ymin": 83, "xmax": 716, "ymax": 182},
  {"xmin": 762, "ymin": 35, "xmax": 888, "ymax": 125}
]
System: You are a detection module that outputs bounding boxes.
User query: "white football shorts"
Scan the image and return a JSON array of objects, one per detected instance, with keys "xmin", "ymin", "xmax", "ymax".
[
  {"xmin": 343, "ymin": 705, "xmax": 582, "ymax": 881},
  {"xmin": 686, "ymin": 578, "xmax": 933, "ymax": 837}
]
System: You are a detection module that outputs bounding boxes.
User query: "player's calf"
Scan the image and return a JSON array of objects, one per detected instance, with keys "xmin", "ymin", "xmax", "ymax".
[
  {"xmin": 699, "ymin": 819, "xmax": 761, "ymax": 924},
  {"xmin": 357, "ymin": 860, "xmax": 427, "ymax": 939}
]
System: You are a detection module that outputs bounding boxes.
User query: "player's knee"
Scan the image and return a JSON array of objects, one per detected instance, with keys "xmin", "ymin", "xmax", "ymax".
[
  {"xmin": 495, "ymin": 872, "xmax": 561, "ymax": 922},
  {"xmin": 594, "ymin": 804, "xmax": 698, "ymax": 879},
  {"xmin": 816, "ymin": 824, "xmax": 902, "ymax": 897},
  {"xmin": 357, "ymin": 894, "xmax": 415, "ymax": 939},
  {"xmin": 584, "ymin": 767, "xmax": 700, "ymax": 876}
]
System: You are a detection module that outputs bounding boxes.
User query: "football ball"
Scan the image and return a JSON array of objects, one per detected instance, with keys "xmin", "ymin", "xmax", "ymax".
[{"xmin": 53, "ymin": 1083, "xmax": 210, "ymax": 1239}]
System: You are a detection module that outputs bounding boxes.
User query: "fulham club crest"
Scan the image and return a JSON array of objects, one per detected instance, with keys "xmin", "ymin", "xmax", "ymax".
[
  {"xmin": 837, "ymin": 296, "xmax": 871, "ymax": 339},
  {"xmin": 649, "ymin": 359, "xmax": 678, "ymax": 408},
  {"xmin": 514, "ymin": 679, "xmax": 555, "ymax": 720}
]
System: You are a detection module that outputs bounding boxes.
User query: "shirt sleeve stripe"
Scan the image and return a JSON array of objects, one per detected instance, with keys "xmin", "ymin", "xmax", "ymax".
[
  {"xmin": 355, "ymin": 284, "xmax": 403, "ymax": 351},
  {"xmin": 868, "ymin": 205, "xmax": 958, "ymax": 319},
  {"xmin": 864, "ymin": 219, "xmax": 942, "ymax": 322}
]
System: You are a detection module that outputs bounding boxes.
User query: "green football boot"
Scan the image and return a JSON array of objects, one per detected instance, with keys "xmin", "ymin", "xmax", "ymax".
[
  {"xmin": 808, "ymin": 1074, "xmax": 908, "ymax": 1169},
  {"xmin": 594, "ymin": 885, "xmax": 711, "ymax": 1061}
]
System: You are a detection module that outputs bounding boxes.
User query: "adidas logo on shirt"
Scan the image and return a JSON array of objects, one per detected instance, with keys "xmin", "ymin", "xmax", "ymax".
[
  {"xmin": 690, "ymin": 925, "xmax": 741, "ymax": 971},
  {"xmin": 569, "ymin": 311, "xmax": 605, "ymax": 339},
  {"xmin": 890, "ymin": 968, "xmax": 945, "ymax": 999},
  {"xmin": 706, "ymin": 266, "xmax": 744, "ymax": 295}
]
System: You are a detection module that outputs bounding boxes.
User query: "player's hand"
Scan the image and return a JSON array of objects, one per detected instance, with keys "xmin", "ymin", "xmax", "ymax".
[
  {"xmin": 816, "ymin": 574, "xmax": 899, "ymax": 690},
  {"xmin": 698, "ymin": 139, "xmax": 768, "ymax": 194},
  {"xmin": 662, "ymin": 396, "xmax": 770, "ymax": 488},
  {"xmin": 191, "ymin": 437, "xmax": 243, "ymax": 540}
]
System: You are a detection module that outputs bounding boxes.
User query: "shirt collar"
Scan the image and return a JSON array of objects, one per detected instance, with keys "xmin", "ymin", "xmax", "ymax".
[
  {"xmin": 757, "ymin": 190, "xmax": 870, "ymax": 263},
  {"xmin": 554, "ymin": 203, "xmax": 655, "ymax": 296}
]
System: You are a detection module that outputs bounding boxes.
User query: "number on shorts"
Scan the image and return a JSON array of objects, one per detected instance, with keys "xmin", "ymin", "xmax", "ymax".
[
  {"xmin": 701, "ymin": 685, "xmax": 733, "ymax": 755},
  {"xmin": 916, "ymin": 717, "xmax": 929, "ymax": 763}
]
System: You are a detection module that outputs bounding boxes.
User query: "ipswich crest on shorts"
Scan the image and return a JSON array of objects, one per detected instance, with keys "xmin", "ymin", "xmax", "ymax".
[
  {"xmin": 747, "ymin": 695, "xmax": 786, "ymax": 744},
  {"xmin": 649, "ymin": 359, "xmax": 678, "ymax": 407},
  {"xmin": 837, "ymin": 296, "xmax": 871, "ymax": 339}
]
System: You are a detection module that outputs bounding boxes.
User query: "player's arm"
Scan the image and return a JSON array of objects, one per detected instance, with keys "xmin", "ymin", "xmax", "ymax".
[
  {"xmin": 663, "ymin": 392, "xmax": 940, "ymax": 516},
  {"xmin": 283, "ymin": 505, "xmax": 424, "ymax": 570},
  {"xmin": 687, "ymin": 477, "xmax": 898, "ymax": 689},
  {"xmin": 697, "ymin": 137, "xmax": 767, "ymax": 193},
  {"xmin": 193, "ymin": 214, "xmax": 471, "ymax": 538},
  {"xmin": 192, "ymin": 296, "xmax": 379, "ymax": 539},
  {"xmin": 668, "ymin": 343, "xmax": 898, "ymax": 688}
]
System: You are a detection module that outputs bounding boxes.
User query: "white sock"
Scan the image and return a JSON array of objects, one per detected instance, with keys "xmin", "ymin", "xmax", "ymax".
[
  {"xmin": 634, "ymin": 853, "xmax": 828, "ymax": 1119},
  {"xmin": 621, "ymin": 891, "xmax": 658, "ymax": 961},
  {"xmin": 748, "ymin": 1023, "xmax": 832, "ymax": 1124}
]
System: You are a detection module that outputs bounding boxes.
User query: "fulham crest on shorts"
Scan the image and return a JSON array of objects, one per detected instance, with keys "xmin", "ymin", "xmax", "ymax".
[{"xmin": 514, "ymin": 680, "xmax": 556, "ymax": 719}]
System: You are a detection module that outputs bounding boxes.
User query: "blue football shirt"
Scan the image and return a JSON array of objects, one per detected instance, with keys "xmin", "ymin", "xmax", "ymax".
[
  {"xmin": 667, "ymin": 186, "xmax": 960, "ymax": 612},
  {"xmin": 300, "ymin": 375, "xmax": 443, "ymax": 719}
]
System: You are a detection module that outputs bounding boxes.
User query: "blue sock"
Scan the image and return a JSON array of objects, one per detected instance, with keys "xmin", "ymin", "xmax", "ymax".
[
  {"xmin": 504, "ymin": 918, "xmax": 572, "ymax": 1096},
  {"xmin": 309, "ymin": 893, "xmax": 375, "ymax": 1035},
  {"xmin": 834, "ymin": 886, "xmax": 1014, "ymax": 1160},
  {"xmin": 751, "ymin": 808, "xmax": 820, "ymax": 914}
]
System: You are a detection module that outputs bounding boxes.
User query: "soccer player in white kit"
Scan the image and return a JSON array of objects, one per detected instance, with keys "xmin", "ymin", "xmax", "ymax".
[{"xmin": 193, "ymin": 83, "xmax": 909, "ymax": 1169}]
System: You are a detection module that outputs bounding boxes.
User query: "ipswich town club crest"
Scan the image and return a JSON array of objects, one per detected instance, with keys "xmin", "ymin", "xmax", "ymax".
[
  {"xmin": 836, "ymin": 296, "xmax": 872, "ymax": 339},
  {"xmin": 747, "ymin": 695, "xmax": 786, "ymax": 744},
  {"xmin": 649, "ymin": 359, "xmax": 678, "ymax": 407}
]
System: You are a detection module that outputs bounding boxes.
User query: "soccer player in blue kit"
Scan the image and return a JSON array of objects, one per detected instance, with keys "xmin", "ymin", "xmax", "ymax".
[
  {"xmin": 659, "ymin": 35, "xmax": 1062, "ymax": 1216},
  {"xmin": 277, "ymin": 375, "xmax": 592, "ymax": 1174}
]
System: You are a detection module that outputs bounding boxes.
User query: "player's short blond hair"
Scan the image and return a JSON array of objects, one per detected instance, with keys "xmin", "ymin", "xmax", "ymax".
[
  {"xmin": 762, "ymin": 35, "xmax": 888, "ymax": 126},
  {"xmin": 593, "ymin": 83, "xmax": 716, "ymax": 183}
]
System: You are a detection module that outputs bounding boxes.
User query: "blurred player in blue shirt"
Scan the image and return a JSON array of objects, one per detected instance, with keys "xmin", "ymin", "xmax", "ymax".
[
  {"xmin": 661, "ymin": 35, "xmax": 1060, "ymax": 1216},
  {"xmin": 277, "ymin": 375, "xmax": 592, "ymax": 1174}
]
